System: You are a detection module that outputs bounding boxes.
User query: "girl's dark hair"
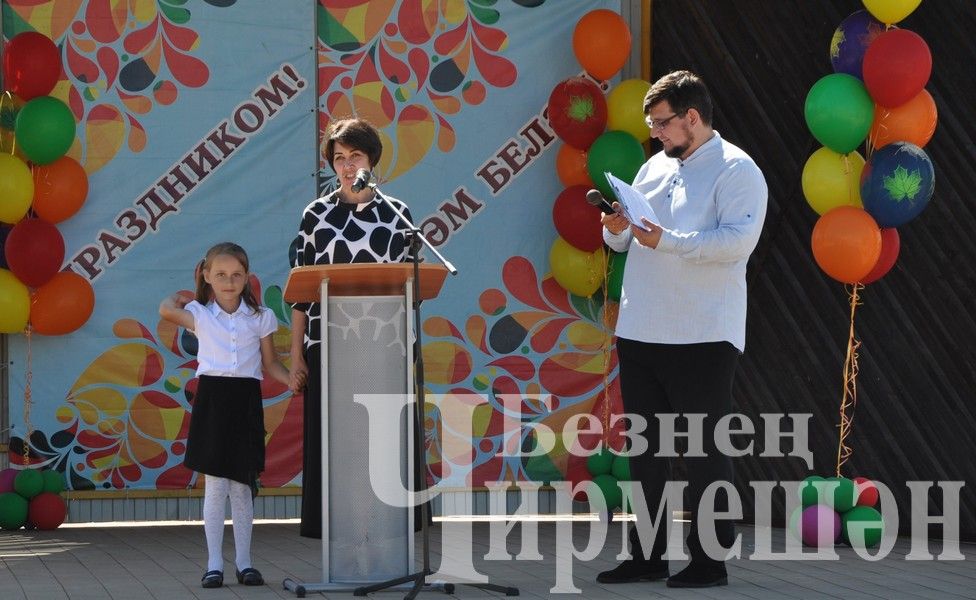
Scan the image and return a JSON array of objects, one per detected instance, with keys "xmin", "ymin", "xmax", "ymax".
[
  {"xmin": 195, "ymin": 242, "xmax": 259, "ymax": 311},
  {"xmin": 643, "ymin": 70, "xmax": 714, "ymax": 127},
  {"xmin": 323, "ymin": 117, "xmax": 383, "ymax": 171}
]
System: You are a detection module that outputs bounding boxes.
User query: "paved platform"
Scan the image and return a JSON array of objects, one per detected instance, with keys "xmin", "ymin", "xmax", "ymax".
[{"xmin": 1, "ymin": 518, "xmax": 974, "ymax": 599}]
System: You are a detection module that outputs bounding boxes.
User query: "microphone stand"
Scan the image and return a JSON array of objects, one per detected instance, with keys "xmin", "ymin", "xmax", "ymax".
[{"xmin": 353, "ymin": 185, "xmax": 517, "ymax": 599}]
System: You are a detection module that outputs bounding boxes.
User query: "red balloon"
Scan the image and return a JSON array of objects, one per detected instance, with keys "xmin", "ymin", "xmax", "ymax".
[
  {"xmin": 31, "ymin": 156, "xmax": 90, "ymax": 223},
  {"xmin": 547, "ymin": 77, "xmax": 607, "ymax": 150},
  {"xmin": 27, "ymin": 491, "xmax": 66, "ymax": 530},
  {"xmin": 553, "ymin": 185, "xmax": 603, "ymax": 252},
  {"xmin": 862, "ymin": 29, "xmax": 931, "ymax": 108},
  {"xmin": 4, "ymin": 218, "xmax": 65, "ymax": 288},
  {"xmin": 854, "ymin": 476, "xmax": 880, "ymax": 508},
  {"xmin": 860, "ymin": 228, "xmax": 900, "ymax": 284},
  {"xmin": 2, "ymin": 32, "xmax": 62, "ymax": 101},
  {"xmin": 30, "ymin": 271, "xmax": 95, "ymax": 335}
]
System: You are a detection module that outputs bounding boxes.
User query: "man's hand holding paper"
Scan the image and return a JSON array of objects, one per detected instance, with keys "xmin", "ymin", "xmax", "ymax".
[{"xmin": 603, "ymin": 172, "xmax": 665, "ymax": 249}]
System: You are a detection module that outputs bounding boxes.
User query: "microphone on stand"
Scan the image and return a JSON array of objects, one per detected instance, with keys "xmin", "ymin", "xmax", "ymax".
[
  {"xmin": 351, "ymin": 168, "xmax": 372, "ymax": 193},
  {"xmin": 586, "ymin": 188, "xmax": 615, "ymax": 212}
]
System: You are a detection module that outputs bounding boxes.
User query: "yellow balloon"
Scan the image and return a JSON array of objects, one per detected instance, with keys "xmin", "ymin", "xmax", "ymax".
[
  {"xmin": 0, "ymin": 269, "xmax": 30, "ymax": 333},
  {"xmin": 862, "ymin": 0, "xmax": 922, "ymax": 25},
  {"xmin": 0, "ymin": 154, "xmax": 34, "ymax": 224},
  {"xmin": 549, "ymin": 236, "xmax": 605, "ymax": 297},
  {"xmin": 801, "ymin": 147, "xmax": 865, "ymax": 215},
  {"xmin": 607, "ymin": 79, "xmax": 652, "ymax": 143}
]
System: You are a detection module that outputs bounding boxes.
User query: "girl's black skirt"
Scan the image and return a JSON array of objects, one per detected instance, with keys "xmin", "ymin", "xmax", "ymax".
[{"xmin": 184, "ymin": 374, "xmax": 265, "ymax": 487}]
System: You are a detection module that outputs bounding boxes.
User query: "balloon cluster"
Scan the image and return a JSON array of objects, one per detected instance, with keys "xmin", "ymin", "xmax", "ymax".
[
  {"xmin": 0, "ymin": 467, "xmax": 68, "ymax": 530},
  {"xmin": 0, "ymin": 31, "xmax": 95, "ymax": 335},
  {"xmin": 792, "ymin": 475, "xmax": 883, "ymax": 549},
  {"xmin": 804, "ymin": 1, "xmax": 934, "ymax": 285},
  {"xmin": 584, "ymin": 446, "xmax": 630, "ymax": 512},
  {"xmin": 547, "ymin": 9, "xmax": 645, "ymax": 303}
]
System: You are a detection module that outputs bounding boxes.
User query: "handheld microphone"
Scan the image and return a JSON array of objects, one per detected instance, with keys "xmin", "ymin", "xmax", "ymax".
[
  {"xmin": 350, "ymin": 168, "xmax": 372, "ymax": 193},
  {"xmin": 586, "ymin": 189, "xmax": 615, "ymax": 211}
]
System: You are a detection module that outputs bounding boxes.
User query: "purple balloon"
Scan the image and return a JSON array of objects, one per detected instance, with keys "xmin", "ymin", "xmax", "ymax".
[
  {"xmin": 830, "ymin": 10, "xmax": 887, "ymax": 80},
  {"xmin": 800, "ymin": 504, "xmax": 840, "ymax": 547},
  {"xmin": 0, "ymin": 468, "xmax": 17, "ymax": 494}
]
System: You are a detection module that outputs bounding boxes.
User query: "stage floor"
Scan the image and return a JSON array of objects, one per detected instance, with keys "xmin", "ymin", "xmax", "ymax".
[{"xmin": 2, "ymin": 518, "xmax": 974, "ymax": 599}]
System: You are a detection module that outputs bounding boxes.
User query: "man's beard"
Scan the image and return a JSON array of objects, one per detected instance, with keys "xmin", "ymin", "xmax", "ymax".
[{"xmin": 664, "ymin": 144, "xmax": 688, "ymax": 158}]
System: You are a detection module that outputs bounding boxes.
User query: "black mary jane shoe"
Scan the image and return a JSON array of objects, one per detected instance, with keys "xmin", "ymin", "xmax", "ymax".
[
  {"xmin": 201, "ymin": 570, "xmax": 223, "ymax": 588},
  {"xmin": 236, "ymin": 567, "xmax": 265, "ymax": 586}
]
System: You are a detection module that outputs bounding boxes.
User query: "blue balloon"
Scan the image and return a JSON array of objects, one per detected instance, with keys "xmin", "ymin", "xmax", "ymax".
[
  {"xmin": 830, "ymin": 10, "xmax": 887, "ymax": 80},
  {"xmin": 861, "ymin": 142, "xmax": 934, "ymax": 228}
]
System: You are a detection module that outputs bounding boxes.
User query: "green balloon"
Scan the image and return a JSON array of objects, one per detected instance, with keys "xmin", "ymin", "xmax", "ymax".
[
  {"xmin": 41, "ymin": 469, "xmax": 65, "ymax": 494},
  {"xmin": 825, "ymin": 476, "xmax": 857, "ymax": 513},
  {"xmin": 610, "ymin": 453, "xmax": 630, "ymax": 481},
  {"xmin": 799, "ymin": 475, "xmax": 824, "ymax": 508},
  {"xmin": 586, "ymin": 130, "xmax": 645, "ymax": 200},
  {"xmin": 0, "ymin": 492, "xmax": 28, "ymax": 530},
  {"xmin": 592, "ymin": 473, "xmax": 622, "ymax": 510},
  {"xmin": 13, "ymin": 469, "xmax": 44, "ymax": 500},
  {"xmin": 804, "ymin": 74, "xmax": 874, "ymax": 154},
  {"xmin": 607, "ymin": 252, "xmax": 627, "ymax": 302},
  {"xmin": 841, "ymin": 505, "xmax": 883, "ymax": 548},
  {"xmin": 586, "ymin": 447, "xmax": 614, "ymax": 476},
  {"xmin": 14, "ymin": 96, "xmax": 76, "ymax": 165}
]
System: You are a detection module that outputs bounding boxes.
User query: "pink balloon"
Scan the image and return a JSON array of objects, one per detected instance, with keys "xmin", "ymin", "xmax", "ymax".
[{"xmin": 800, "ymin": 504, "xmax": 840, "ymax": 547}]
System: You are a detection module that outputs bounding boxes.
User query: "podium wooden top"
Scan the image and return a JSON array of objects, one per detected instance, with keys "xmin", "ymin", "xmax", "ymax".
[{"xmin": 283, "ymin": 263, "xmax": 449, "ymax": 302}]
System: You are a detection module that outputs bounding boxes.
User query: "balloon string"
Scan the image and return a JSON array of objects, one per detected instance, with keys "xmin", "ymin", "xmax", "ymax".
[
  {"xmin": 835, "ymin": 283, "xmax": 863, "ymax": 477},
  {"xmin": 600, "ymin": 250, "xmax": 613, "ymax": 448},
  {"xmin": 23, "ymin": 325, "xmax": 34, "ymax": 466}
]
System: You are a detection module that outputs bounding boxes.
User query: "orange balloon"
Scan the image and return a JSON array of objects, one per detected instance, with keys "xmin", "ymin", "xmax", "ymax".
[
  {"xmin": 572, "ymin": 9, "xmax": 632, "ymax": 81},
  {"xmin": 555, "ymin": 143, "xmax": 593, "ymax": 188},
  {"xmin": 811, "ymin": 206, "xmax": 882, "ymax": 284},
  {"xmin": 869, "ymin": 89, "xmax": 937, "ymax": 149},
  {"xmin": 31, "ymin": 156, "xmax": 89, "ymax": 223},
  {"xmin": 30, "ymin": 272, "xmax": 95, "ymax": 335}
]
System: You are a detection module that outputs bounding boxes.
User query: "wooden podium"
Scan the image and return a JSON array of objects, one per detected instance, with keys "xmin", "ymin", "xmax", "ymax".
[{"xmin": 281, "ymin": 263, "xmax": 448, "ymax": 596}]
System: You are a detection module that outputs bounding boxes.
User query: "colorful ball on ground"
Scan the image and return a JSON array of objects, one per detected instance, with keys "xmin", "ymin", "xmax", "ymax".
[
  {"xmin": 0, "ymin": 468, "xmax": 17, "ymax": 493},
  {"xmin": 841, "ymin": 505, "xmax": 883, "ymax": 548},
  {"xmin": 586, "ymin": 447, "xmax": 615, "ymax": 476},
  {"xmin": 28, "ymin": 492, "xmax": 67, "ymax": 530},
  {"xmin": 610, "ymin": 453, "xmax": 630, "ymax": 481},
  {"xmin": 860, "ymin": 141, "xmax": 934, "ymax": 228},
  {"xmin": 800, "ymin": 475, "xmax": 825, "ymax": 508},
  {"xmin": 0, "ymin": 492, "xmax": 29, "ymax": 530},
  {"xmin": 799, "ymin": 504, "xmax": 840, "ymax": 547},
  {"xmin": 854, "ymin": 476, "xmax": 880, "ymax": 507},
  {"xmin": 592, "ymin": 473, "xmax": 622, "ymax": 510},
  {"xmin": 41, "ymin": 470, "xmax": 65, "ymax": 494},
  {"xmin": 824, "ymin": 476, "xmax": 857, "ymax": 513},
  {"xmin": 13, "ymin": 469, "xmax": 44, "ymax": 499}
]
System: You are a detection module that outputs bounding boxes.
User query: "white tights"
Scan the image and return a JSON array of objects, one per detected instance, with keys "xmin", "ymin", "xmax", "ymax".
[{"xmin": 203, "ymin": 474, "xmax": 254, "ymax": 572}]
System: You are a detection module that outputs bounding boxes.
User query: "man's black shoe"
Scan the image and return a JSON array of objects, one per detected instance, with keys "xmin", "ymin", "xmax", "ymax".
[
  {"xmin": 666, "ymin": 561, "xmax": 728, "ymax": 588},
  {"xmin": 596, "ymin": 559, "xmax": 668, "ymax": 584}
]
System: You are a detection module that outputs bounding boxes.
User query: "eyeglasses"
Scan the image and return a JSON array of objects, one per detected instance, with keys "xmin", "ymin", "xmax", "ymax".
[{"xmin": 645, "ymin": 112, "xmax": 683, "ymax": 130}]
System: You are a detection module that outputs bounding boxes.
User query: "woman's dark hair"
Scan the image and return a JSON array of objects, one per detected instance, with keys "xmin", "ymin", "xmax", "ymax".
[
  {"xmin": 323, "ymin": 118, "xmax": 383, "ymax": 171},
  {"xmin": 195, "ymin": 242, "xmax": 259, "ymax": 311},
  {"xmin": 643, "ymin": 70, "xmax": 714, "ymax": 127}
]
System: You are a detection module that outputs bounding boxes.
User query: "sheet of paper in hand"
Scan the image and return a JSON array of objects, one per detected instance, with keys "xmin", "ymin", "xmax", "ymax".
[{"xmin": 605, "ymin": 171, "xmax": 659, "ymax": 231}]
